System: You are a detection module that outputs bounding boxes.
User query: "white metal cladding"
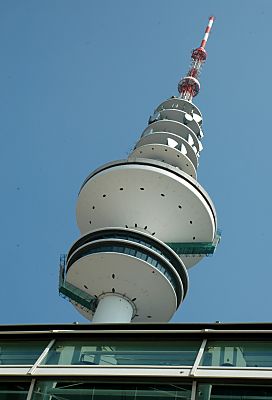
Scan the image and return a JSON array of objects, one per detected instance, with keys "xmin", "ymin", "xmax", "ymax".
[
  {"xmin": 3, "ymin": 366, "xmax": 272, "ymax": 379},
  {"xmin": 140, "ymin": 120, "xmax": 200, "ymax": 154},
  {"xmin": 158, "ymin": 109, "xmax": 201, "ymax": 137},
  {"xmin": 129, "ymin": 143, "xmax": 197, "ymax": 178},
  {"xmin": 135, "ymin": 101, "xmax": 204, "ymax": 178},
  {"xmin": 76, "ymin": 164, "xmax": 216, "ymax": 248},
  {"xmin": 66, "ymin": 227, "xmax": 189, "ymax": 286},
  {"xmin": 66, "ymin": 240, "xmax": 185, "ymax": 297},
  {"xmin": 133, "ymin": 133, "xmax": 198, "ymax": 170},
  {"xmin": 3, "ymin": 364, "xmax": 272, "ymax": 380},
  {"xmin": 155, "ymin": 98, "xmax": 203, "ymax": 120},
  {"xmin": 66, "ymin": 251, "xmax": 179, "ymax": 322}
]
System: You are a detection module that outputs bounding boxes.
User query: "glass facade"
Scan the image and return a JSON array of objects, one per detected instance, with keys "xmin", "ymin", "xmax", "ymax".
[
  {"xmin": 0, "ymin": 340, "xmax": 48, "ymax": 365},
  {"xmin": 2, "ymin": 381, "xmax": 272, "ymax": 400},
  {"xmin": 0, "ymin": 382, "xmax": 30, "ymax": 400},
  {"xmin": 201, "ymin": 340, "xmax": 272, "ymax": 368},
  {"xmin": 0, "ymin": 325, "xmax": 272, "ymax": 399},
  {"xmin": 41, "ymin": 339, "xmax": 200, "ymax": 366},
  {"xmin": 32, "ymin": 382, "xmax": 192, "ymax": 400},
  {"xmin": 197, "ymin": 384, "xmax": 272, "ymax": 400}
]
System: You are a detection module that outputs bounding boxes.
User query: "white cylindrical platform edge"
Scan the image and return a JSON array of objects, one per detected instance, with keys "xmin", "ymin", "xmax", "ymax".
[{"xmin": 92, "ymin": 294, "xmax": 134, "ymax": 323}]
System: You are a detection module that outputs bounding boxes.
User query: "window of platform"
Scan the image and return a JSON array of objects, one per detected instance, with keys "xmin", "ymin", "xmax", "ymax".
[
  {"xmin": 0, "ymin": 382, "xmax": 30, "ymax": 399},
  {"xmin": 0, "ymin": 340, "xmax": 48, "ymax": 365},
  {"xmin": 196, "ymin": 383, "xmax": 272, "ymax": 400},
  {"xmin": 31, "ymin": 381, "xmax": 192, "ymax": 400},
  {"xmin": 200, "ymin": 340, "xmax": 272, "ymax": 368},
  {"xmin": 41, "ymin": 339, "xmax": 201, "ymax": 366}
]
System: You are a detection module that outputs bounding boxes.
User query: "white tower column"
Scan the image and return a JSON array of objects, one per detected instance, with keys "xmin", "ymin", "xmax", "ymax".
[{"xmin": 92, "ymin": 294, "xmax": 134, "ymax": 323}]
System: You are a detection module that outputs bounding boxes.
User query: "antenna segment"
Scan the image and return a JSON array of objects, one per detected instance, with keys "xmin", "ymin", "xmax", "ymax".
[{"xmin": 178, "ymin": 16, "xmax": 215, "ymax": 101}]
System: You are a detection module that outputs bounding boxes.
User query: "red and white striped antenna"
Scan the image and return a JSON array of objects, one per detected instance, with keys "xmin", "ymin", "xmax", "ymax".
[{"xmin": 178, "ymin": 16, "xmax": 215, "ymax": 101}]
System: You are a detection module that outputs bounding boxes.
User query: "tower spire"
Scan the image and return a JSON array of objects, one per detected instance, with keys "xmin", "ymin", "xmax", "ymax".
[{"xmin": 178, "ymin": 16, "xmax": 215, "ymax": 101}]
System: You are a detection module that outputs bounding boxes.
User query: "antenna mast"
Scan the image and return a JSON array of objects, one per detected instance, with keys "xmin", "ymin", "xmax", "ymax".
[{"xmin": 178, "ymin": 16, "xmax": 215, "ymax": 101}]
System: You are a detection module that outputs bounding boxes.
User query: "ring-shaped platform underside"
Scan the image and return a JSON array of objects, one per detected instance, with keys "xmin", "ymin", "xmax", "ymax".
[
  {"xmin": 158, "ymin": 109, "xmax": 201, "ymax": 138},
  {"xmin": 134, "ymin": 132, "xmax": 198, "ymax": 170},
  {"xmin": 77, "ymin": 159, "xmax": 217, "ymax": 269},
  {"xmin": 141, "ymin": 120, "xmax": 200, "ymax": 153},
  {"xmin": 66, "ymin": 232, "xmax": 185, "ymax": 321},
  {"xmin": 129, "ymin": 143, "xmax": 196, "ymax": 179},
  {"xmin": 67, "ymin": 227, "xmax": 188, "ymax": 298},
  {"xmin": 155, "ymin": 98, "xmax": 202, "ymax": 122}
]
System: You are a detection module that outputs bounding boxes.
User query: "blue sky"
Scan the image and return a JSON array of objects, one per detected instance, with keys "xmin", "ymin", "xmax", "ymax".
[{"xmin": 0, "ymin": 0, "xmax": 271, "ymax": 324}]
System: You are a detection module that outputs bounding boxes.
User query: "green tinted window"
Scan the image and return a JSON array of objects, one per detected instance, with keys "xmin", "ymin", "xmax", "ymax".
[
  {"xmin": 42, "ymin": 339, "xmax": 200, "ymax": 366},
  {"xmin": 0, "ymin": 340, "xmax": 47, "ymax": 365},
  {"xmin": 197, "ymin": 384, "xmax": 272, "ymax": 400},
  {"xmin": 32, "ymin": 381, "xmax": 192, "ymax": 400},
  {"xmin": 0, "ymin": 382, "xmax": 29, "ymax": 399},
  {"xmin": 201, "ymin": 341, "xmax": 272, "ymax": 367}
]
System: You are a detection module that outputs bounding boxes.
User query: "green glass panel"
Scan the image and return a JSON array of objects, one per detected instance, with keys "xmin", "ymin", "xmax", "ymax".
[
  {"xmin": 201, "ymin": 341, "xmax": 272, "ymax": 368},
  {"xmin": 197, "ymin": 384, "xmax": 272, "ymax": 400},
  {"xmin": 41, "ymin": 339, "xmax": 200, "ymax": 366},
  {"xmin": 166, "ymin": 242, "xmax": 216, "ymax": 255},
  {"xmin": 0, "ymin": 340, "xmax": 48, "ymax": 365},
  {"xmin": 0, "ymin": 382, "xmax": 29, "ymax": 399},
  {"xmin": 32, "ymin": 381, "xmax": 192, "ymax": 400}
]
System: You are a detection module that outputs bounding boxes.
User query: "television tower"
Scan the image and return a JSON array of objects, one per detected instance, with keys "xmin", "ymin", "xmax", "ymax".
[{"xmin": 59, "ymin": 16, "xmax": 219, "ymax": 323}]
